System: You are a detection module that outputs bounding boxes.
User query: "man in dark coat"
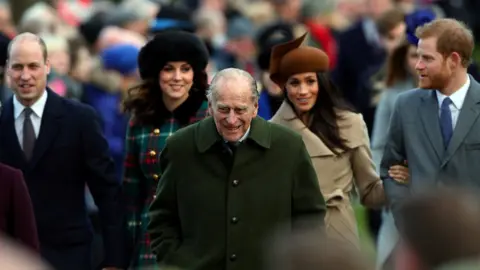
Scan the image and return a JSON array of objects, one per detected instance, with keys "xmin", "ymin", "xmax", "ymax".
[
  {"xmin": 0, "ymin": 33, "xmax": 128, "ymax": 270},
  {"xmin": 148, "ymin": 68, "xmax": 326, "ymax": 270}
]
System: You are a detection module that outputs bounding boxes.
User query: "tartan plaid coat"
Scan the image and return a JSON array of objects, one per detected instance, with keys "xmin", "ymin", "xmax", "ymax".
[{"xmin": 123, "ymin": 92, "xmax": 208, "ymax": 269}]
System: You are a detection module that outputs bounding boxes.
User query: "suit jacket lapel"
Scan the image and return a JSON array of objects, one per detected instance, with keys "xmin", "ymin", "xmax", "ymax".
[
  {"xmin": 28, "ymin": 90, "xmax": 64, "ymax": 169},
  {"xmin": 419, "ymin": 90, "xmax": 445, "ymax": 161},
  {"xmin": 0, "ymin": 98, "xmax": 28, "ymax": 168},
  {"xmin": 442, "ymin": 78, "xmax": 480, "ymax": 167}
]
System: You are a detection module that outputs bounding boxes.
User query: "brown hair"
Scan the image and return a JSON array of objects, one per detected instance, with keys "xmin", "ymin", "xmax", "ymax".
[
  {"xmin": 385, "ymin": 40, "xmax": 411, "ymax": 87},
  {"xmin": 416, "ymin": 18, "xmax": 474, "ymax": 67},
  {"xmin": 397, "ymin": 188, "xmax": 480, "ymax": 268},
  {"xmin": 376, "ymin": 8, "xmax": 405, "ymax": 37}
]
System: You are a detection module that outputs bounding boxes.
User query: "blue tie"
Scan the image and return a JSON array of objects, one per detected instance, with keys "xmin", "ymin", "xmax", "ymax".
[{"xmin": 440, "ymin": 97, "xmax": 453, "ymax": 148}]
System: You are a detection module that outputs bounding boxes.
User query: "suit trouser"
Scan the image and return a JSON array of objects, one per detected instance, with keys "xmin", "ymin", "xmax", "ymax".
[{"xmin": 41, "ymin": 242, "xmax": 92, "ymax": 270}]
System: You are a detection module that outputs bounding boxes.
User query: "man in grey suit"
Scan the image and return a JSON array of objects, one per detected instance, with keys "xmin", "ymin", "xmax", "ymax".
[{"xmin": 381, "ymin": 18, "xmax": 480, "ymax": 218}]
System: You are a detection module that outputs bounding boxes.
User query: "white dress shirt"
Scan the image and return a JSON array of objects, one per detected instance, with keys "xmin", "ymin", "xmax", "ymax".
[
  {"xmin": 13, "ymin": 90, "xmax": 48, "ymax": 149},
  {"xmin": 436, "ymin": 75, "xmax": 470, "ymax": 130}
]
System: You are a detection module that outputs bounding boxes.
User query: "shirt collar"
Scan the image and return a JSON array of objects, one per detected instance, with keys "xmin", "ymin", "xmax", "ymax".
[
  {"xmin": 13, "ymin": 90, "xmax": 48, "ymax": 119},
  {"xmin": 436, "ymin": 75, "xmax": 470, "ymax": 110}
]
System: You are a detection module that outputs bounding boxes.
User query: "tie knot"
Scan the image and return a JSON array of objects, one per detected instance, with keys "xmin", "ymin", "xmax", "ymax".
[
  {"xmin": 441, "ymin": 97, "xmax": 452, "ymax": 109},
  {"xmin": 23, "ymin": 107, "xmax": 33, "ymax": 117}
]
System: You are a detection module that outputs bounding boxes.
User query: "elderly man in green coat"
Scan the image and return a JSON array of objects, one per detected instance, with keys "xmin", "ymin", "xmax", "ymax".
[{"xmin": 147, "ymin": 68, "xmax": 326, "ymax": 270}]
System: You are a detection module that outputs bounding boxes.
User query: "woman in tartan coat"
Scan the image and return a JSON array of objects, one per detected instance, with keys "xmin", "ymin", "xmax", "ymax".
[{"xmin": 122, "ymin": 31, "xmax": 210, "ymax": 269}]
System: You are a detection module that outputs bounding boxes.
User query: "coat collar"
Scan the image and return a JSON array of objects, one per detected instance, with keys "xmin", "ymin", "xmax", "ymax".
[
  {"xmin": 196, "ymin": 116, "xmax": 271, "ymax": 153},
  {"xmin": 272, "ymin": 101, "xmax": 335, "ymax": 157}
]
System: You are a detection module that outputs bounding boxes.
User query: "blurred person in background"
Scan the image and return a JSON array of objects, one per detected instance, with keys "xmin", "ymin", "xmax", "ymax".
[
  {"xmin": 41, "ymin": 34, "xmax": 83, "ymax": 100},
  {"xmin": 84, "ymin": 43, "xmax": 139, "ymax": 183},
  {"xmin": 255, "ymin": 21, "xmax": 294, "ymax": 119},
  {"xmin": 299, "ymin": 0, "xmax": 342, "ymax": 69},
  {"xmin": 268, "ymin": 0, "xmax": 302, "ymax": 24},
  {"xmin": 332, "ymin": 0, "xmax": 393, "ymax": 135},
  {"xmin": 269, "ymin": 33, "xmax": 409, "ymax": 249},
  {"xmin": 0, "ymin": 31, "xmax": 11, "ymax": 103},
  {"xmin": 122, "ymin": 31, "xmax": 210, "ymax": 269},
  {"xmin": 395, "ymin": 189, "xmax": 480, "ymax": 270},
  {"xmin": 149, "ymin": 4, "xmax": 196, "ymax": 35},
  {"xmin": 368, "ymin": 8, "xmax": 406, "ymax": 108},
  {"xmin": 222, "ymin": 14, "xmax": 258, "ymax": 76},
  {"xmin": 105, "ymin": 0, "xmax": 158, "ymax": 37},
  {"xmin": 0, "ymin": 162, "xmax": 39, "ymax": 252},
  {"xmin": 0, "ymin": 2, "xmax": 16, "ymax": 38},
  {"xmin": 193, "ymin": 7, "xmax": 228, "ymax": 79},
  {"xmin": 67, "ymin": 35, "xmax": 93, "ymax": 85},
  {"xmin": 265, "ymin": 224, "xmax": 375, "ymax": 270}
]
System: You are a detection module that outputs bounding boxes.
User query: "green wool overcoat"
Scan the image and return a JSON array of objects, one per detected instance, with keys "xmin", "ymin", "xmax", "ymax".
[{"xmin": 147, "ymin": 116, "xmax": 326, "ymax": 270}]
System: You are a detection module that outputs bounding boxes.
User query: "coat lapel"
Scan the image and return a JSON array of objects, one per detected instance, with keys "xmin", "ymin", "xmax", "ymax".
[
  {"xmin": 419, "ymin": 91, "xmax": 444, "ymax": 161},
  {"xmin": 0, "ymin": 98, "xmax": 28, "ymax": 168},
  {"xmin": 28, "ymin": 90, "xmax": 64, "ymax": 169},
  {"xmin": 272, "ymin": 102, "xmax": 334, "ymax": 157},
  {"xmin": 442, "ymin": 78, "xmax": 480, "ymax": 167},
  {"xmin": 233, "ymin": 117, "xmax": 271, "ymax": 169}
]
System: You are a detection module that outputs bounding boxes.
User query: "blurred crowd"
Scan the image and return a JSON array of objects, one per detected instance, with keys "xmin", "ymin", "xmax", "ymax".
[{"xmin": 2, "ymin": 0, "xmax": 480, "ymax": 269}]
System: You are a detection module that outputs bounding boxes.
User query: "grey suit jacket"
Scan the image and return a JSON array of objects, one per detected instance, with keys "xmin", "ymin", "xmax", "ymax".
[{"xmin": 380, "ymin": 75, "xmax": 480, "ymax": 217}]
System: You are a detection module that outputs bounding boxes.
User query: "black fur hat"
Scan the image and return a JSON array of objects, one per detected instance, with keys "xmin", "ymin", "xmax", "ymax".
[
  {"xmin": 138, "ymin": 30, "xmax": 209, "ymax": 80},
  {"xmin": 256, "ymin": 22, "xmax": 295, "ymax": 71}
]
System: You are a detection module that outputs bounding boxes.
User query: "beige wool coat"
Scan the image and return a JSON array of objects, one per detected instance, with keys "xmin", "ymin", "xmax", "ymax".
[{"xmin": 271, "ymin": 102, "xmax": 385, "ymax": 248}]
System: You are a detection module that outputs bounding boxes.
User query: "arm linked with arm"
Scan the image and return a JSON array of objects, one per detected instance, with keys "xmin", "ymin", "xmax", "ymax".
[
  {"xmin": 351, "ymin": 114, "xmax": 386, "ymax": 209},
  {"xmin": 380, "ymin": 95, "xmax": 410, "ymax": 218},
  {"xmin": 371, "ymin": 89, "xmax": 396, "ymax": 172}
]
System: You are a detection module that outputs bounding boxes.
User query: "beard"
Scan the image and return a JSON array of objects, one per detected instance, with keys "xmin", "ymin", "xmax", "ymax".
[{"xmin": 418, "ymin": 63, "xmax": 451, "ymax": 90}]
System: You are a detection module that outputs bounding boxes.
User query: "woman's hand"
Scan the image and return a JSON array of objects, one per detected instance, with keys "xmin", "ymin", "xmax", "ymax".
[{"xmin": 388, "ymin": 161, "xmax": 409, "ymax": 184}]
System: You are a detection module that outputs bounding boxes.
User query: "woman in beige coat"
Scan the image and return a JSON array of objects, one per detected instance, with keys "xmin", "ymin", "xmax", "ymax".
[{"xmin": 268, "ymin": 33, "xmax": 408, "ymax": 249}]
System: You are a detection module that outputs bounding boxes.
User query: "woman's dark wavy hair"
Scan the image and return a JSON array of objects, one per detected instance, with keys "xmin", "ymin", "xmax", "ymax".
[
  {"xmin": 285, "ymin": 72, "xmax": 356, "ymax": 155},
  {"xmin": 122, "ymin": 68, "xmax": 209, "ymax": 125},
  {"xmin": 385, "ymin": 39, "xmax": 412, "ymax": 87}
]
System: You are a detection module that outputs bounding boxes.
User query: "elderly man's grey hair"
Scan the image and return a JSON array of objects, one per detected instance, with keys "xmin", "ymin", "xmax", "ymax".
[{"xmin": 207, "ymin": 68, "xmax": 259, "ymax": 104}]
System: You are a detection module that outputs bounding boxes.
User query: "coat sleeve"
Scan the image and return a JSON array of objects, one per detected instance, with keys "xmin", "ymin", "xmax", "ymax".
[
  {"xmin": 371, "ymin": 89, "xmax": 396, "ymax": 172},
  {"xmin": 122, "ymin": 121, "xmax": 144, "ymax": 248},
  {"xmin": 80, "ymin": 105, "xmax": 128, "ymax": 268},
  {"xmin": 291, "ymin": 139, "xmax": 327, "ymax": 228},
  {"xmin": 350, "ymin": 114, "xmax": 386, "ymax": 209},
  {"xmin": 380, "ymin": 95, "xmax": 410, "ymax": 218},
  {"xmin": 10, "ymin": 169, "xmax": 39, "ymax": 252},
  {"xmin": 147, "ymin": 141, "xmax": 181, "ymax": 264}
]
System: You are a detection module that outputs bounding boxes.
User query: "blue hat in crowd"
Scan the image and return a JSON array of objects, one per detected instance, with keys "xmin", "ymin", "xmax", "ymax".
[
  {"xmin": 405, "ymin": 8, "xmax": 437, "ymax": 46},
  {"xmin": 101, "ymin": 44, "xmax": 140, "ymax": 76}
]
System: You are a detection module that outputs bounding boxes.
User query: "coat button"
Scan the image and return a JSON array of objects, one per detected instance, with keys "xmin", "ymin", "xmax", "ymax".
[
  {"xmin": 231, "ymin": 217, "xmax": 238, "ymax": 224},
  {"xmin": 153, "ymin": 128, "xmax": 160, "ymax": 135},
  {"xmin": 230, "ymin": 254, "xmax": 237, "ymax": 261},
  {"xmin": 152, "ymin": 174, "xmax": 159, "ymax": 180},
  {"xmin": 153, "ymin": 195, "xmax": 157, "ymax": 199},
  {"xmin": 149, "ymin": 150, "xmax": 156, "ymax": 157},
  {"xmin": 232, "ymin": 180, "xmax": 239, "ymax": 186}
]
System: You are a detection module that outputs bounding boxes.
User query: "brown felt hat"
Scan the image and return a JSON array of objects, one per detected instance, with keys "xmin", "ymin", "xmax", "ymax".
[{"xmin": 269, "ymin": 33, "xmax": 329, "ymax": 88}]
